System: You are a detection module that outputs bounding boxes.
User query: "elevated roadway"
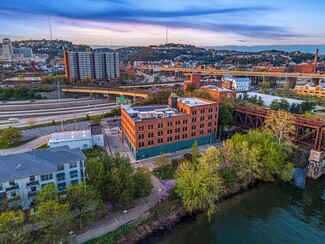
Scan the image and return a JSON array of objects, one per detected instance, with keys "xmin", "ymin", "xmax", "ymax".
[
  {"xmin": 62, "ymin": 86, "xmax": 153, "ymax": 98},
  {"xmin": 141, "ymin": 67, "xmax": 325, "ymax": 79}
]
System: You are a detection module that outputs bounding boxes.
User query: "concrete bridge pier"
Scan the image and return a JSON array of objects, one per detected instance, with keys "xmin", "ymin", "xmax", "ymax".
[
  {"xmin": 307, "ymin": 150, "xmax": 325, "ymax": 180},
  {"xmin": 285, "ymin": 77, "xmax": 297, "ymax": 89}
]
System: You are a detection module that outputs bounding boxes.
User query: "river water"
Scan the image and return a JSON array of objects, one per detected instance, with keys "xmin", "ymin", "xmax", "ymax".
[{"xmin": 148, "ymin": 168, "xmax": 325, "ymax": 244}]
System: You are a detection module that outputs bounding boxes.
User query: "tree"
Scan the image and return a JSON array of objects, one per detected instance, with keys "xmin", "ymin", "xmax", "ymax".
[
  {"xmin": 66, "ymin": 182, "xmax": 102, "ymax": 229},
  {"xmin": 27, "ymin": 118, "xmax": 37, "ymax": 126},
  {"xmin": 132, "ymin": 167, "xmax": 152, "ymax": 198},
  {"xmin": 176, "ymin": 153, "xmax": 222, "ymax": 219},
  {"xmin": 153, "ymin": 154, "xmax": 170, "ymax": 167},
  {"xmin": 32, "ymin": 200, "xmax": 73, "ymax": 243},
  {"xmin": 259, "ymin": 81, "xmax": 270, "ymax": 93},
  {"xmin": 218, "ymin": 103, "xmax": 234, "ymax": 126},
  {"xmin": 279, "ymin": 98, "xmax": 290, "ymax": 111},
  {"xmin": 264, "ymin": 110, "xmax": 296, "ymax": 144},
  {"xmin": 222, "ymin": 134, "xmax": 262, "ymax": 188},
  {"xmin": 191, "ymin": 140, "xmax": 199, "ymax": 163},
  {"xmin": 91, "ymin": 115, "xmax": 102, "ymax": 125},
  {"xmin": 185, "ymin": 83, "xmax": 196, "ymax": 92},
  {"xmin": 0, "ymin": 210, "xmax": 29, "ymax": 243},
  {"xmin": 86, "ymin": 153, "xmax": 151, "ymax": 205},
  {"xmin": 300, "ymin": 100, "xmax": 316, "ymax": 113},
  {"xmin": 36, "ymin": 183, "xmax": 59, "ymax": 204},
  {"xmin": 257, "ymin": 96, "xmax": 264, "ymax": 106},
  {"xmin": 0, "ymin": 127, "xmax": 22, "ymax": 145},
  {"xmin": 81, "ymin": 76, "xmax": 92, "ymax": 84}
]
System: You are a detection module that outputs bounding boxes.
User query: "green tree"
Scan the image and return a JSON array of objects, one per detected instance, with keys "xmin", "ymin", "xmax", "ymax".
[
  {"xmin": 176, "ymin": 155, "xmax": 222, "ymax": 219},
  {"xmin": 279, "ymin": 98, "xmax": 290, "ymax": 111},
  {"xmin": 270, "ymin": 99, "xmax": 281, "ymax": 110},
  {"xmin": 32, "ymin": 200, "xmax": 73, "ymax": 243},
  {"xmin": 36, "ymin": 183, "xmax": 59, "ymax": 204},
  {"xmin": 0, "ymin": 127, "xmax": 22, "ymax": 145},
  {"xmin": 153, "ymin": 154, "xmax": 170, "ymax": 167},
  {"xmin": 222, "ymin": 134, "xmax": 262, "ymax": 188},
  {"xmin": 259, "ymin": 81, "xmax": 270, "ymax": 93},
  {"xmin": 191, "ymin": 140, "xmax": 199, "ymax": 164},
  {"xmin": 218, "ymin": 103, "xmax": 234, "ymax": 126},
  {"xmin": 132, "ymin": 167, "xmax": 152, "ymax": 198},
  {"xmin": 257, "ymin": 96, "xmax": 264, "ymax": 106},
  {"xmin": 66, "ymin": 182, "xmax": 102, "ymax": 229},
  {"xmin": 91, "ymin": 115, "xmax": 102, "ymax": 125},
  {"xmin": 0, "ymin": 210, "xmax": 29, "ymax": 244}
]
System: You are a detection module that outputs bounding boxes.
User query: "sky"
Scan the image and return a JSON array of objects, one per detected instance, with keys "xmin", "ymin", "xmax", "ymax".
[{"xmin": 0, "ymin": 0, "xmax": 324, "ymax": 46}]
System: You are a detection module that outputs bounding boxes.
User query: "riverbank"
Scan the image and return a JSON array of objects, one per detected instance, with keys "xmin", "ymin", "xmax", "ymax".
[{"xmin": 87, "ymin": 180, "xmax": 259, "ymax": 244}]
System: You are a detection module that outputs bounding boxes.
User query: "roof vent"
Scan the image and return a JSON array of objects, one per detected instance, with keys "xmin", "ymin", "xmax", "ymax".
[{"xmin": 15, "ymin": 163, "xmax": 22, "ymax": 170}]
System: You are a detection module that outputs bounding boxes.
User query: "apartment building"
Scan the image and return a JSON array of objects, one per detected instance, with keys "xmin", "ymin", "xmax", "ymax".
[
  {"xmin": 64, "ymin": 51, "xmax": 120, "ymax": 81},
  {"xmin": 121, "ymin": 96, "xmax": 219, "ymax": 160},
  {"xmin": 293, "ymin": 82, "xmax": 325, "ymax": 98},
  {"xmin": 0, "ymin": 147, "xmax": 86, "ymax": 212}
]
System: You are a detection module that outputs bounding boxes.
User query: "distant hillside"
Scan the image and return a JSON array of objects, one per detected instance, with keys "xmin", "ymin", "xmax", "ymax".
[{"xmin": 121, "ymin": 43, "xmax": 210, "ymax": 62}]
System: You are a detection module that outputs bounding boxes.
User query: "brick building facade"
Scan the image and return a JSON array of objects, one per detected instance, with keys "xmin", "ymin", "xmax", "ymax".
[{"xmin": 121, "ymin": 97, "xmax": 219, "ymax": 160}]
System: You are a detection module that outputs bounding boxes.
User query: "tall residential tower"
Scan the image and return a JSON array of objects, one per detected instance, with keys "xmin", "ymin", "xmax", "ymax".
[{"xmin": 64, "ymin": 50, "xmax": 120, "ymax": 81}]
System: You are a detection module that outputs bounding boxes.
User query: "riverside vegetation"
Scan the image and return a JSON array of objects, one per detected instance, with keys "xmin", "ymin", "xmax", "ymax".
[{"xmin": 88, "ymin": 110, "xmax": 298, "ymax": 243}]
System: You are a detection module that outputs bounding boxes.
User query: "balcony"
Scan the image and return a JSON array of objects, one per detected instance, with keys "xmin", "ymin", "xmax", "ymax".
[
  {"xmin": 6, "ymin": 184, "xmax": 19, "ymax": 191},
  {"xmin": 26, "ymin": 180, "xmax": 39, "ymax": 187}
]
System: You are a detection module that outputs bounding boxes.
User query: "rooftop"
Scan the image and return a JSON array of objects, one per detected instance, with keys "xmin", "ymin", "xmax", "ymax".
[
  {"xmin": 201, "ymin": 85, "xmax": 233, "ymax": 92},
  {"xmin": 0, "ymin": 146, "xmax": 86, "ymax": 183},
  {"xmin": 234, "ymin": 77, "xmax": 251, "ymax": 82},
  {"xmin": 123, "ymin": 105, "xmax": 182, "ymax": 121},
  {"xmin": 177, "ymin": 97, "xmax": 210, "ymax": 107},
  {"xmin": 49, "ymin": 130, "xmax": 92, "ymax": 143}
]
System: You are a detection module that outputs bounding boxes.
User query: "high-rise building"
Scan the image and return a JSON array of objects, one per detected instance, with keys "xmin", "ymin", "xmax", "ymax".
[
  {"xmin": 0, "ymin": 38, "xmax": 33, "ymax": 61},
  {"xmin": 64, "ymin": 51, "xmax": 120, "ymax": 81}
]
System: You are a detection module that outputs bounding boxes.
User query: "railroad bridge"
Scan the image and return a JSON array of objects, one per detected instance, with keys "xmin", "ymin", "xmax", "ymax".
[{"xmin": 234, "ymin": 106, "xmax": 325, "ymax": 180}]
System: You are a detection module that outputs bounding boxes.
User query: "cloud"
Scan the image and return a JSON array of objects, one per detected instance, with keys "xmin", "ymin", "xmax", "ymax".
[{"xmin": 0, "ymin": 0, "xmax": 295, "ymax": 39}]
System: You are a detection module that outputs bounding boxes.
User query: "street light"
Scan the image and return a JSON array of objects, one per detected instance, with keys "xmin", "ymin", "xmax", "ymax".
[
  {"xmin": 123, "ymin": 210, "xmax": 127, "ymax": 224},
  {"xmin": 158, "ymin": 189, "xmax": 162, "ymax": 203},
  {"xmin": 68, "ymin": 230, "xmax": 74, "ymax": 244}
]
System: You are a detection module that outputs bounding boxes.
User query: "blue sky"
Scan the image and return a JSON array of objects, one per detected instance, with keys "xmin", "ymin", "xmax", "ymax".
[{"xmin": 0, "ymin": 0, "xmax": 324, "ymax": 46}]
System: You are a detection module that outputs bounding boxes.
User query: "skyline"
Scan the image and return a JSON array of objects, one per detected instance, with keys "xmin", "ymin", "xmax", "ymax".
[{"xmin": 0, "ymin": 0, "xmax": 324, "ymax": 46}]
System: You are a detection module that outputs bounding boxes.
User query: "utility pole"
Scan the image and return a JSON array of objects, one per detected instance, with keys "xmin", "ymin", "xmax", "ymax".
[
  {"xmin": 57, "ymin": 75, "xmax": 61, "ymax": 104},
  {"xmin": 48, "ymin": 15, "xmax": 53, "ymax": 41},
  {"xmin": 75, "ymin": 112, "xmax": 77, "ymax": 130}
]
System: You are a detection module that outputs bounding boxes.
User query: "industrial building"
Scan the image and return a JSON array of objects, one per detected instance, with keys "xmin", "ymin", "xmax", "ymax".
[
  {"xmin": 121, "ymin": 96, "xmax": 219, "ymax": 160},
  {"xmin": 293, "ymin": 82, "xmax": 325, "ymax": 98},
  {"xmin": 0, "ymin": 146, "xmax": 86, "ymax": 211},
  {"xmin": 200, "ymin": 85, "xmax": 237, "ymax": 102},
  {"xmin": 49, "ymin": 125, "xmax": 104, "ymax": 149},
  {"xmin": 0, "ymin": 38, "xmax": 33, "ymax": 61},
  {"xmin": 64, "ymin": 50, "xmax": 120, "ymax": 81}
]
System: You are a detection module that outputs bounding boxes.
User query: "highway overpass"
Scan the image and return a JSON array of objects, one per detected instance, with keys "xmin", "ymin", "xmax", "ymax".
[
  {"xmin": 62, "ymin": 87, "xmax": 153, "ymax": 99},
  {"xmin": 141, "ymin": 67, "xmax": 325, "ymax": 79}
]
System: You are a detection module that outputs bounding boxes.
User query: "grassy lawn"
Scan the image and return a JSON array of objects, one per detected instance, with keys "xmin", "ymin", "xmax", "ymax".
[
  {"xmin": 152, "ymin": 164, "xmax": 176, "ymax": 180},
  {"xmin": 83, "ymin": 146, "xmax": 104, "ymax": 159},
  {"xmin": 35, "ymin": 143, "xmax": 49, "ymax": 150},
  {"xmin": 0, "ymin": 138, "xmax": 36, "ymax": 149}
]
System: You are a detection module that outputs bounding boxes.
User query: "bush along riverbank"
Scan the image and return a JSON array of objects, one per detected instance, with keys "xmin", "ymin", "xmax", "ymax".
[{"xmin": 88, "ymin": 129, "xmax": 296, "ymax": 244}]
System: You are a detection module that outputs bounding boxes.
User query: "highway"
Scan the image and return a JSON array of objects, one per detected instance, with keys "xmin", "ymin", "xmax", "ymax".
[
  {"xmin": 0, "ymin": 107, "xmax": 115, "ymax": 129},
  {"xmin": 141, "ymin": 67, "xmax": 325, "ymax": 79}
]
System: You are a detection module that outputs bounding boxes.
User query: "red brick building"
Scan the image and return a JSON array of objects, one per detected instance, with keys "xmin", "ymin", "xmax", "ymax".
[
  {"xmin": 200, "ymin": 85, "xmax": 237, "ymax": 102},
  {"xmin": 293, "ymin": 62, "xmax": 316, "ymax": 73},
  {"xmin": 121, "ymin": 97, "xmax": 219, "ymax": 160}
]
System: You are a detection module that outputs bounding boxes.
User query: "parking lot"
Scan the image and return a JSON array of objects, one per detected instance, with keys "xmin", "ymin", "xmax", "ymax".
[{"xmin": 22, "ymin": 121, "xmax": 90, "ymax": 140}]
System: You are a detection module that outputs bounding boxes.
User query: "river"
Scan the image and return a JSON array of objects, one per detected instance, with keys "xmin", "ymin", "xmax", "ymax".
[{"xmin": 146, "ymin": 168, "xmax": 325, "ymax": 244}]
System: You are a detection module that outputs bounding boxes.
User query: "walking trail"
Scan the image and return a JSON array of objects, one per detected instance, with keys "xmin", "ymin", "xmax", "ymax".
[{"xmin": 75, "ymin": 176, "xmax": 164, "ymax": 244}]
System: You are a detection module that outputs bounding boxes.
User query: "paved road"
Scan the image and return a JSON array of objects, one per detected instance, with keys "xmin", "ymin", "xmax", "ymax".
[
  {"xmin": 0, "ymin": 135, "xmax": 50, "ymax": 155},
  {"xmin": 75, "ymin": 176, "xmax": 164, "ymax": 244}
]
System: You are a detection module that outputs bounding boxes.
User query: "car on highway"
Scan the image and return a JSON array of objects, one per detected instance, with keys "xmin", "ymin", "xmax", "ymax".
[{"xmin": 8, "ymin": 118, "xmax": 19, "ymax": 122}]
